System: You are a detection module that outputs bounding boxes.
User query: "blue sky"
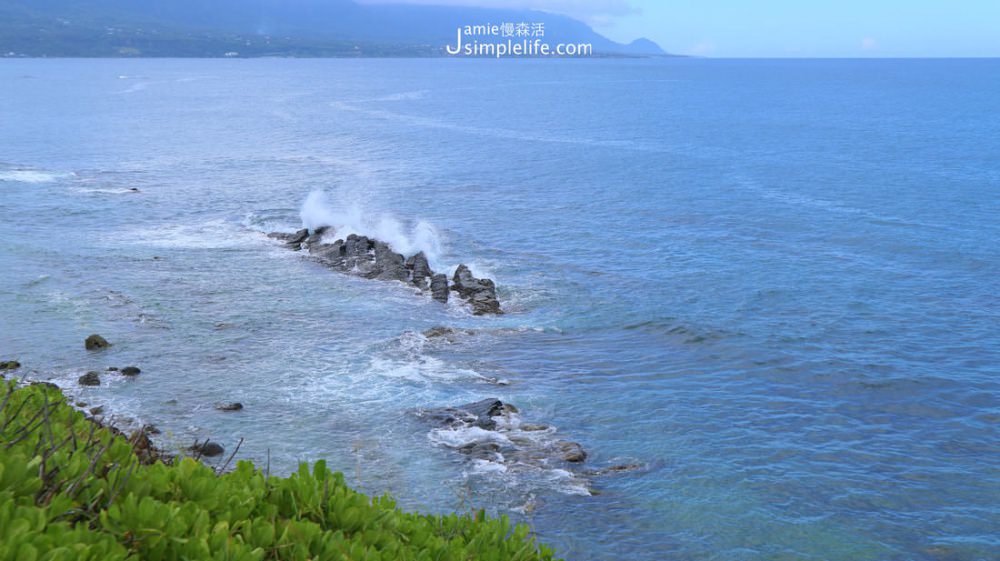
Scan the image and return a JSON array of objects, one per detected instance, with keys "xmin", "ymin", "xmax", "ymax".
[{"xmin": 360, "ymin": 0, "xmax": 1000, "ymax": 57}]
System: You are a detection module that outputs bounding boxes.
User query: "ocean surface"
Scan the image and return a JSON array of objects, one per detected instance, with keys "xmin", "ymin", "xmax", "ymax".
[{"xmin": 1, "ymin": 58, "xmax": 998, "ymax": 561}]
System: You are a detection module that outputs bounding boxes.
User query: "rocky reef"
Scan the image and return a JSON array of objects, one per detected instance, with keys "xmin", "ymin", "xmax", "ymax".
[
  {"xmin": 416, "ymin": 398, "xmax": 598, "ymax": 493},
  {"xmin": 268, "ymin": 227, "xmax": 502, "ymax": 315}
]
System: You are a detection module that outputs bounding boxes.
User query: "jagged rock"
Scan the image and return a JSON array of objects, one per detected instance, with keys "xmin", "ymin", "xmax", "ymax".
[
  {"xmin": 420, "ymin": 398, "xmax": 515, "ymax": 431},
  {"xmin": 106, "ymin": 366, "xmax": 119, "ymax": 372},
  {"xmin": 372, "ymin": 241, "xmax": 409, "ymax": 281},
  {"xmin": 0, "ymin": 360, "xmax": 20, "ymax": 370},
  {"xmin": 267, "ymin": 228, "xmax": 309, "ymax": 249},
  {"xmin": 190, "ymin": 441, "xmax": 224, "ymax": 457},
  {"xmin": 303, "ymin": 226, "xmax": 329, "ymax": 248},
  {"xmin": 89, "ymin": 405, "xmax": 105, "ymax": 415},
  {"xmin": 430, "ymin": 274, "xmax": 449, "ymax": 303},
  {"xmin": 143, "ymin": 424, "xmax": 162, "ymax": 435},
  {"xmin": 521, "ymin": 423, "xmax": 549, "ymax": 432},
  {"xmin": 215, "ymin": 402, "xmax": 243, "ymax": 411},
  {"xmin": 85, "ymin": 334, "xmax": 110, "ymax": 350},
  {"xmin": 556, "ymin": 441, "xmax": 588, "ymax": 463},
  {"xmin": 120, "ymin": 366, "xmax": 141, "ymax": 376},
  {"xmin": 78, "ymin": 371, "xmax": 101, "ymax": 386},
  {"xmin": 405, "ymin": 252, "xmax": 434, "ymax": 289},
  {"xmin": 270, "ymin": 227, "xmax": 503, "ymax": 313},
  {"xmin": 452, "ymin": 265, "xmax": 501, "ymax": 315}
]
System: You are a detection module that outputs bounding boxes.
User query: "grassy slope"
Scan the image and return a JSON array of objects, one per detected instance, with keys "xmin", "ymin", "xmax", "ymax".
[{"xmin": 0, "ymin": 380, "xmax": 559, "ymax": 561}]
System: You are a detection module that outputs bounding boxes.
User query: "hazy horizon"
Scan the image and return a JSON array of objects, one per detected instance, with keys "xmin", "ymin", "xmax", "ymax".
[{"xmin": 359, "ymin": 0, "xmax": 1000, "ymax": 58}]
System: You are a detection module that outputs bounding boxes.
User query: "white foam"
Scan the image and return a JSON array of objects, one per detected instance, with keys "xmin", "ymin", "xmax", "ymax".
[
  {"xmin": 0, "ymin": 170, "xmax": 74, "ymax": 183},
  {"xmin": 299, "ymin": 190, "xmax": 445, "ymax": 269},
  {"xmin": 112, "ymin": 219, "xmax": 249, "ymax": 249},
  {"xmin": 428, "ymin": 426, "xmax": 513, "ymax": 449},
  {"xmin": 469, "ymin": 459, "xmax": 509, "ymax": 475},
  {"xmin": 374, "ymin": 90, "xmax": 429, "ymax": 102}
]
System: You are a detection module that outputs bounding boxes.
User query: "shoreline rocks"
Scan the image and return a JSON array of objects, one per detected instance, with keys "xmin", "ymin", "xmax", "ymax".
[
  {"xmin": 268, "ymin": 227, "xmax": 502, "ymax": 315},
  {"xmin": 189, "ymin": 440, "xmax": 225, "ymax": 457},
  {"xmin": 85, "ymin": 334, "xmax": 110, "ymax": 350},
  {"xmin": 0, "ymin": 360, "xmax": 20, "ymax": 370},
  {"xmin": 451, "ymin": 265, "xmax": 501, "ymax": 315},
  {"xmin": 418, "ymin": 398, "xmax": 595, "ymax": 492},
  {"xmin": 78, "ymin": 371, "xmax": 101, "ymax": 386}
]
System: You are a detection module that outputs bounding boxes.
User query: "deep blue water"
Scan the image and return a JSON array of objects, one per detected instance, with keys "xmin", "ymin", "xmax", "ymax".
[{"xmin": 1, "ymin": 58, "xmax": 998, "ymax": 561}]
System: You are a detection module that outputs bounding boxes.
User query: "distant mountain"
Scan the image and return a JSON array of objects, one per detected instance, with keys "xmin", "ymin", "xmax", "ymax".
[{"xmin": 0, "ymin": 0, "xmax": 669, "ymax": 57}]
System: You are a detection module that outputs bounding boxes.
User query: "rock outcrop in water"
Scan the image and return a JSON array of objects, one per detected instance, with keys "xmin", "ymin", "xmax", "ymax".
[
  {"xmin": 85, "ymin": 334, "xmax": 110, "ymax": 350},
  {"xmin": 417, "ymin": 398, "xmax": 593, "ymax": 490},
  {"xmin": 268, "ymin": 227, "xmax": 502, "ymax": 315}
]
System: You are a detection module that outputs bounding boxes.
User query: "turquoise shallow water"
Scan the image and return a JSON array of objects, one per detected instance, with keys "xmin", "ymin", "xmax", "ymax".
[{"xmin": 1, "ymin": 58, "xmax": 999, "ymax": 560}]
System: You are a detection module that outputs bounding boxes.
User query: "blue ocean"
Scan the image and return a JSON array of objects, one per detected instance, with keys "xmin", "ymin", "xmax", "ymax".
[{"xmin": 1, "ymin": 58, "xmax": 998, "ymax": 561}]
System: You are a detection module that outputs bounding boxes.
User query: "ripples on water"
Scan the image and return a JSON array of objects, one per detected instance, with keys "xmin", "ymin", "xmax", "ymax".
[{"xmin": 1, "ymin": 58, "xmax": 998, "ymax": 561}]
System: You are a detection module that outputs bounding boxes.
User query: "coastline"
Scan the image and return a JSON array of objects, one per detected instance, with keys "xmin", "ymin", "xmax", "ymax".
[{"xmin": 0, "ymin": 371, "xmax": 560, "ymax": 560}]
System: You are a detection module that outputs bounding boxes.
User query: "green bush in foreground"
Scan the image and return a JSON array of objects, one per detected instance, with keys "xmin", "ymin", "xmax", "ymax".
[{"xmin": 0, "ymin": 381, "xmax": 559, "ymax": 561}]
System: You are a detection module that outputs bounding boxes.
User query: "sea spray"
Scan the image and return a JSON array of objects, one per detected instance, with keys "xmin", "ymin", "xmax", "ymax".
[{"xmin": 299, "ymin": 190, "xmax": 445, "ymax": 269}]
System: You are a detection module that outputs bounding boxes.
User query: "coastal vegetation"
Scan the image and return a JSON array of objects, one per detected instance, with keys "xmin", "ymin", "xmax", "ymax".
[{"xmin": 0, "ymin": 380, "xmax": 559, "ymax": 561}]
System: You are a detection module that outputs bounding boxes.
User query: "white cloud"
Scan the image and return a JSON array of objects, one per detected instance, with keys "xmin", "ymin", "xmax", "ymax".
[{"xmin": 356, "ymin": 0, "xmax": 636, "ymax": 24}]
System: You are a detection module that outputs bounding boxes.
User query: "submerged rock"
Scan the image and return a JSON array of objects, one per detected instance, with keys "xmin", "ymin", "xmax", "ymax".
[
  {"xmin": 78, "ymin": 371, "xmax": 101, "ymax": 386},
  {"xmin": 556, "ymin": 441, "xmax": 588, "ymax": 463},
  {"xmin": 85, "ymin": 334, "xmax": 110, "ymax": 350},
  {"xmin": 0, "ymin": 360, "xmax": 20, "ymax": 370},
  {"xmin": 215, "ymin": 402, "xmax": 243, "ymax": 411},
  {"xmin": 422, "ymin": 326, "xmax": 476, "ymax": 339},
  {"xmin": 452, "ymin": 265, "xmax": 501, "ymax": 315},
  {"xmin": 120, "ymin": 366, "xmax": 141, "ymax": 376},
  {"xmin": 418, "ymin": 397, "xmax": 591, "ymax": 493}
]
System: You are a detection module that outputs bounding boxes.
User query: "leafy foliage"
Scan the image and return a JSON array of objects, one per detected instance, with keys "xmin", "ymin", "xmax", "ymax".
[{"xmin": 0, "ymin": 381, "xmax": 559, "ymax": 561}]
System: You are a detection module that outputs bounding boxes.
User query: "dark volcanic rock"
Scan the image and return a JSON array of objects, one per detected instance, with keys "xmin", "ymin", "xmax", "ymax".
[
  {"xmin": 0, "ymin": 360, "xmax": 20, "ymax": 370},
  {"xmin": 190, "ymin": 441, "xmax": 224, "ymax": 457},
  {"xmin": 452, "ymin": 265, "xmax": 501, "ymax": 315},
  {"xmin": 267, "ymin": 228, "xmax": 309, "ymax": 250},
  {"xmin": 120, "ymin": 366, "xmax": 141, "ymax": 376},
  {"xmin": 270, "ymin": 226, "xmax": 503, "ymax": 313},
  {"xmin": 215, "ymin": 402, "xmax": 243, "ymax": 411},
  {"xmin": 405, "ymin": 252, "xmax": 434, "ymax": 289},
  {"xmin": 89, "ymin": 406, "xmax": 105, "ymax": 415},
  {"xmin": 106, "ymin": 366, "xmax": 119, "ymax": 372},
  {"xmin": 419, "ymin": 397, "xmax": 592, "ymax": 492},
  {"xmin": 309, "ymin": 234, "xmax": 411, "ymax": 282},
  {"xmin": 430, "ymin": 274, "xmax": 449, "ymax": 303},
  {"xmin": 419, "ymin": 398, "xmax": 512, "ymax": 431},
  {"xmin": 372, "ymin": 240, "xmax": 409, "ymax": 281},
  {"xmin": 85, "ymin": 334, "xmax": 110, "ymax": 350},
  {"xmin": 78, "ymin": 371, "xmax": 101, "ymax": 386}
]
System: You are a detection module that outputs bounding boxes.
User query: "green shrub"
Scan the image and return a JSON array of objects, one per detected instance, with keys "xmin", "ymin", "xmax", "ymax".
[{"xmin": 0, "ymin": 381, "xmax": 559, "ymax": 561}]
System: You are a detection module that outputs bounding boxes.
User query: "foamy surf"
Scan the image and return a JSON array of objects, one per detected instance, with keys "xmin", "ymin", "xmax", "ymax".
[
  {"xmin": 300, "ymin": 190, "xmax": 445, "ymax": 270},
  {"xmin": 0, "ymin": 169, "xmax": 75, "ymax": 183}
]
